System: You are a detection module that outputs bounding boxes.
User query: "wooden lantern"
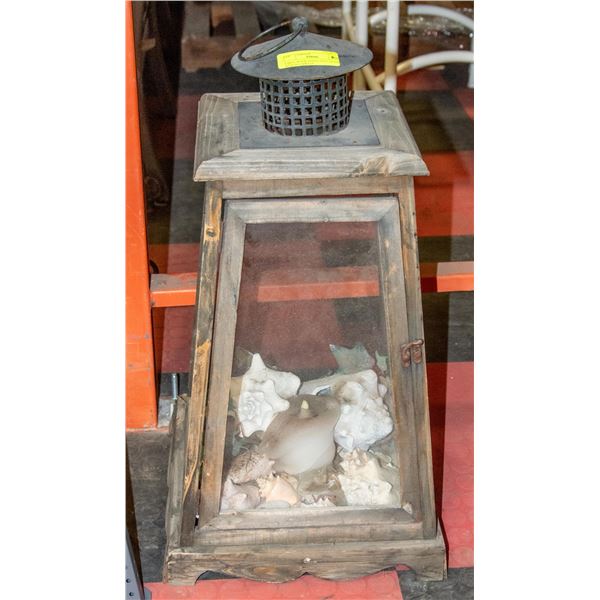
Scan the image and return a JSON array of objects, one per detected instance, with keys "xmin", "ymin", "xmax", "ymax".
[{"xmin": 163, "ymin": 90, "xmax": 447, "ymax": 584}]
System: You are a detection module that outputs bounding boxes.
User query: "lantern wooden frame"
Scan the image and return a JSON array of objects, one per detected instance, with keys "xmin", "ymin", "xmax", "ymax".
[{"xmin": 163, "ymin": 91, "xmax": 446, "ymax": 584}]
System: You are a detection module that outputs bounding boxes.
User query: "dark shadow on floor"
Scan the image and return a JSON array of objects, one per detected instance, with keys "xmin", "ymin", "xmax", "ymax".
[
  {"xmin": 126, "ymin": 430, "xmax": 171, "ymax": 582},
  {"xmin": 399, "ymin": 567, "xmax": 474, "ymax": 600}
]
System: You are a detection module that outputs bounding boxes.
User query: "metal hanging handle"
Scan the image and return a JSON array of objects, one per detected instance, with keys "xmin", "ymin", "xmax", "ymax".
[{"xmin": 237, "ymin": 17, "xmax": 308, "ymax": 62}]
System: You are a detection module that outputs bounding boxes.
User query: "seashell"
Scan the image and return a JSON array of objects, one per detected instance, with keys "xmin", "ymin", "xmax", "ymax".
[
  {"xmin": 279, "ymin": 472, "xmax": 299, "ymax": 489},
  {"xmin": 336, "ymin": 449, "xmax": 393, "ymax": 506},
  {"xmin": 257, "ymin": 474, "xmax": 300, "ymax": 506},
  {"xmin": 311, "ymin": 497, "xmax": 335, "ymax": 507},
  {"xmin": 301, "ymin": 494, "xmax": 336, "ymax": 507},
  {"xmin": 334, "ymin": 380, "xmax": 393, "ymax": 451},
  {"xmin": 231, "ymin": 347, "xmax": 300, "ymax": 400},
  {"xmin": 299, "ymin": 368, "xmax": 381, "ymax": 397},
  {"xmin": 294, "ymin": 465, "xmax": 345, "ymax": 505},
  {"xmin": 247, "ymin": 353, "xmax": 301, "ymax": 399},
  {"xmin": 227, "ymin": 450, "xmax": 274, "ymax": 484},
  {"xmin": 264, "ymin": 371, "xmax": 301, "ymax": 402},
  {"xmin": 329, "ymin": 342, "xmax": 375, "ymax": 374},
  {"xmin": 238, "ymin": 379, "xmax": 288, "ymax": 437},
  {"xmin": 236, "ymin": 354, "xmax": 300, "ymax": 437},
  {"xmin": 259, "ymin": 395, "xmax": 341, "ymax": 475},
  {"xmin": 220, "ymin": 478, "xmax": 261, "ymax": 512},
  {"xmin": 369, "ymin": 450, "xmax": 395, "ymax": 469},
  {"xmin": 375, "ymin": 351, "xmax": 388, "ymax": 374}
]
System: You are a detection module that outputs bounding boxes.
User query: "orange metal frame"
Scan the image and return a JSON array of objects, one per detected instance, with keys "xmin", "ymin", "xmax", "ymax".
[
  {"xmin": 126, "ymin": 1, "xmax": 158, "ymax": 429},
  {"xmin": 149, "ymin": 263, "xmax": 474, "ymax": 309}
]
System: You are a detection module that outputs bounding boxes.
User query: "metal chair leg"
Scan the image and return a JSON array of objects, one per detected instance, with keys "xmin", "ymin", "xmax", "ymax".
[{"xmin": 126, "ymin": 529, "xmax": 151, "ymax": 599}]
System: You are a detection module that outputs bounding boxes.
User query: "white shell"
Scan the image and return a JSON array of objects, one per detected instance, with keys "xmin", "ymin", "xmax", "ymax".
[
  {"xmin": 402, "ymin": 502, "xmax": 414, "ymax": 515},
  {"xmin": 329, "ymin": 343, "xmax": 375, "ymax": 373},
  {"xmin": 237, "ymin": 354, "xmax": 294, "ymax": 437},
  {"xmin": 301, "ymin": 494, "xmax": 336, "ymax": 507},
  {"xmin": 264, "ymin": 367, "xmax": 301, "ymax": 401},
  {"xmin": 337, "ymin": 449, "xmax": 393, "ymax": 506},
  {"xmin": 333, "ymin": 380, "xmax": 393, "ymax": 451},
  {"xmin": 299, "ymin": 369, "xmax": 380, "ymax": 397},
  {"xmin": 220, "ymin": 478, "xmax": 261, "ymax": 512},
  {"xmin": 257, "ymin": 474, "xmax": 300, "ymax": 507},
  {"xmin": 248, "ymin": 353, "xmax": 301, "ymax": 399}
]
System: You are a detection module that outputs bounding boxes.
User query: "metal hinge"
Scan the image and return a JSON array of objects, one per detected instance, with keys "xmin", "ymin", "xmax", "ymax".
[{"xmin": 400, "ymin": 339, "xmax": 424, "ymax": 367}]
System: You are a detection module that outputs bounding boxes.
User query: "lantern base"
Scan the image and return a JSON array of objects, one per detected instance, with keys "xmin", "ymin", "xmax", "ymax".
[{"xmin": 164, "ymin": 523, "xmax": 447, "ymax": 584}]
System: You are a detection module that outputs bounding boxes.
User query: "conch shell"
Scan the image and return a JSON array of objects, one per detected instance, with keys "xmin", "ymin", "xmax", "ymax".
[
  {"xmin": 301, "ymin": 494, "xmax": 336, "ymax": 508},
  {"xmin": 334, "ymin": 380, "xmax": 393, "ymax": 451},
  {"xmin": 336, "ymin": 449, "xmax": 393, "ymax": 506},
  {"xmin": 220, "ymin": 478, "xmax": 261, "ymax": 512},
  {"xmin": 227, "ymin": 450, "xmax": 274, "ymax": 484},
  {"xmin": 236, "ymin": 354, "xmax": 300, "ymax": 437},
  {"xmin": 257, "ymin": 474, "xmax": 300, "ymax": 507}
]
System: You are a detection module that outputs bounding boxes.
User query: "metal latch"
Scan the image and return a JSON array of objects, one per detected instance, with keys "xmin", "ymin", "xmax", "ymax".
[{"xmin": 400, "ymin": 339, "xmax": 424, "ymax": 367}]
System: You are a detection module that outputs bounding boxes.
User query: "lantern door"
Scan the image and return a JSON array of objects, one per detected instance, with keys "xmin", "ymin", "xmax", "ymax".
[{"xmin": 192, "ymin": 194, "xmax": 434, "ymax": 547}]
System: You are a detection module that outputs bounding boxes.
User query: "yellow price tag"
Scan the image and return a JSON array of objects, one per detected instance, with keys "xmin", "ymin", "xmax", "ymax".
[{"xmin": 276, "ymin": 50, "xmax": 340, "ymax": 69}]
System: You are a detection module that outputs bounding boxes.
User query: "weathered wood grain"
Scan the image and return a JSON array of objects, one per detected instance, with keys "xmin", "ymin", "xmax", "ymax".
[
  {"xmin": 193, "ymin": 95, "xmax": 240, "ymax": 174},
  {"xmin": 377, "ymin": 201, "xmax": 423, "ymax": 520},
  {"xmin": 229, "ymin": 196, "xmax": 396, "ymax": 224},
  {"xmin": 162, "ymin": 394, "xmax": 188, "ymax": 578},
  {"xmin": 166, "ymin": 523, "xmax": 446, "ymax": 584},
  {"xmin": 196, "ymin": 147, "xmax": 428, "ymax": 181},
  {"xmin": 198, "ymin": 208, "xmax": 246, "ymax": 527},
  {"xmin": 193, "ymin": 92, "xmax": 428, "ymax": 182},
  {"xmin": 363, "ymin": 91, "xmax": 423, "ymax": 158},
  {"xmin": 222, "ymin": 176, "xmax": 409, "ymax": 199},
  {"xmin": 180, "ymin": 182, "xmax": 223, "ymax": 543},
  {"xmin": 397, "ymin": 176, "xmax": 438, "ymax": 538},
  {"xmin": 201, "ymin": 504, "xmax": 413, "ymax": 531},
  {"xmin": 196, "ymin": 520, "xmax": 423, "ymax": 547}
]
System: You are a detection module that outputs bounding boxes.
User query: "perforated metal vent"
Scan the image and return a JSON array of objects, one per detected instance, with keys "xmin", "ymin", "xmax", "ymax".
[{"xmin": 259, "ymin": 74, "xmax": 351, "ymax": 136}]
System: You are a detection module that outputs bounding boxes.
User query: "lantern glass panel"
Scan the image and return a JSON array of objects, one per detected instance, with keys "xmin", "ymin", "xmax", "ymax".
[{"xmin": 220, "ymin": 220, "xmax": 404, "ymax": 513}]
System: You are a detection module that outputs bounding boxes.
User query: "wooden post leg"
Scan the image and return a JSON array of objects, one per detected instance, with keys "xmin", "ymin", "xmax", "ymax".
[
  {"xmin": 180, "ymin": 182, "xmax": 223, "ymax": 542},
  {"xmin": 126, "ymin": 0, "xmax": 158, "ymax": 429}
]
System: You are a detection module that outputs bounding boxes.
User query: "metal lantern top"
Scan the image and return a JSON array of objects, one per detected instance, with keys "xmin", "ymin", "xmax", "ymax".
[
  {"xmin": 231, "ymin": 18, "xmax": 373, "ymax": 137},
  {"xmin": 230, "ymin": 17, "xmax": 373, "ymax": 81}
]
